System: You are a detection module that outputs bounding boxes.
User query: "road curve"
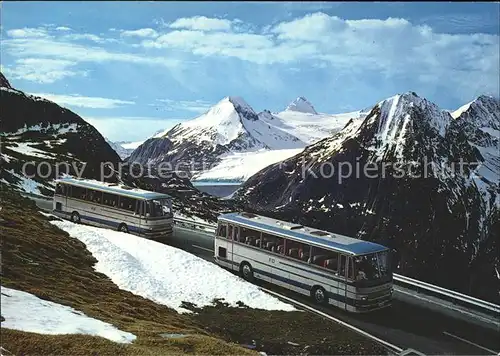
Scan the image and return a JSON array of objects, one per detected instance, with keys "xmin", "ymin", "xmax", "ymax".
[{"xmin": 171, "ymin": 226, "xmax": 500, "ymax": 356}]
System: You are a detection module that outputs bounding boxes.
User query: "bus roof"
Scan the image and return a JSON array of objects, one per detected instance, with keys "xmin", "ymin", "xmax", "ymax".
[
  {"xmin": 218, "ymin": 212, "xmax": 388, "ymax": 256},
  {"xmin": 55, "ymin": 177, "xmax": 171, "ymax": 200}
]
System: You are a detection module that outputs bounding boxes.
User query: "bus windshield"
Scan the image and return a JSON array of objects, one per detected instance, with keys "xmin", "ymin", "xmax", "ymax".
[
  {"xmin": 354, "ymin": 250, "xmax": 390, "ymax": 281},
  {"xmin": 147, "ymin": 198, "xmax": 172, "ymax": 217}
]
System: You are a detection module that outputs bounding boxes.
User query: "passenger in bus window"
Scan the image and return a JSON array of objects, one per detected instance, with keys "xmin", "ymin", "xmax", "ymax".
[{"xmin": 357, "ymin": 270, "xmax": 367, "ymax": 280}]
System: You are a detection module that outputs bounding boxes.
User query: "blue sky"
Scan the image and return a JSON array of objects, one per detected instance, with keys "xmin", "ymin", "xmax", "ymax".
[{"xmin": 2, "ymin": 1, "xmax": 499, "ymax": 141}]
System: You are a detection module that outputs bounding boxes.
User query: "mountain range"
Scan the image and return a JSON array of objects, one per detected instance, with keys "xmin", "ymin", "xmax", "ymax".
[{"xmin": 127, "ymin": 96, "xmax": 367, "ymax": 181}]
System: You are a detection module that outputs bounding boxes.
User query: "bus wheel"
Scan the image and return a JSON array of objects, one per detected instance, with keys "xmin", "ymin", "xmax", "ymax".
[
  {"xmin": 240, "ymin": 262, "xmax": 254, "ymax": 282},
  {"xmin": 71, "ymin": 212, "xmax": 81, "ymax": 224},
  {"xmin": 118, "ymin": 224, "xmax": 129, "ymax": 233},
  {"xmin": 311, "ymin": 286, "xmax": 327, "ymax": 305}
]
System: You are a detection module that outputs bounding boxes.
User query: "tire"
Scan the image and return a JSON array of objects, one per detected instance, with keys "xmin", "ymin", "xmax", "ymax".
[
  {"xmin": 71, "ymin": 211, "xmax": 81, "ymax": 224},
  {"xmin": 311, "ymin": 286, "xmax": 327, "ymax": 305},
  {"xmin": 118, "ymin": 223, "xmax": 129, "ymax": 233},
  {"xmin": 240, "ymin": 262, "xmax": 254, "ymax": 282}
]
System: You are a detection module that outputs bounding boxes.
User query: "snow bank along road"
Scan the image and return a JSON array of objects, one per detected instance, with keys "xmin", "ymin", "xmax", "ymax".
[
  {"xmin": 172, "ymin": 226, "xmax": 500, "ymax": 356},
  {"xmin": 1, "ymin": 286, "xmax": 136, "ymax": 343},
  {"xmin": 49, "ymin": 219, "xmax": 295, "ymax": 314}
]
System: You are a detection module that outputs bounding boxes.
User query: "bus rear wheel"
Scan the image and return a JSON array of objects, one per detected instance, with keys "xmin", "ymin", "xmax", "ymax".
[
  {"xmin": 71, "ymin": 211, "xmax": 81, "ymax": 224},
  {"xmin": 240, "ymin": 262, "xmax": 254, "ymax": 282},
  {"xmin": 118, "ymin": 223, "xmax": 129, "ymax": 233},
  {"xmin": 311, "ymin": 286, "xmax": 327, "ymax": 305}
]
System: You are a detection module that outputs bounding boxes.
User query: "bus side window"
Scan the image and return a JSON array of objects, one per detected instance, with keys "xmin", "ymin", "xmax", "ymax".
[
  {"xmin": 55, "ymin": 184, "xmax": 65, "ymax": 196},
  {"xmin": 228, "ymin": 225, "xmax": 233, "ymax": 240},
  {"xmin": 71, "ymin": 186, "xmax": 86, "ymax": 200},
  {"xmin": 242, "ymin": 227, "xmax": 260, "ymax": 246},
  {"xmin": 285, "ymin": 240, "xmax": 310, "ymax": 260},
  {"xmin": 103, "ymin": 193, "xmax": 118, "ymax": 207},
  {"xmin": 217, "ymin": 224, "xmax": 227, "ymax": 238},
  {"xmin": 127, "ymin": 198, "xmax": 137, "ymax": 212},
  {"xmin": 347, "ymin": 257, "xmax": 355, "ymax": 280},
  {"xmin": 94, "ymin": 191, "xmax": 102, "ymax": 204},
  {"xmin": 88, "ymin": 190, "xmax": 93, "ymax": 202},
  {"xmin": 309, "ymin": 247, "xmax": 338, "ymax": 270},
  {"xmin": 233, "ymin": 226, "xmax": 240, "ymax": 241},
  {"xmin": 261, "ymin": 233, "xmax": 284, "ymax": 254},
  {"xmin": 339, "ymin": 254, "xmax": 347, "ymax": 277},
  {"xmin": 135, "ymin": 200, "xmax": 141, "ymax": 215}
]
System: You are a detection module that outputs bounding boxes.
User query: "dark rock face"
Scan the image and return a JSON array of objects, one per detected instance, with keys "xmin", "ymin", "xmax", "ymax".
[
  {"xmin": 0, "ymin": 72, "xmax": 12, "ymax": 89},
  {"xmin": 0, "ymin": 72, "xmax": 121, "ymax": 195},
  {"xmin": 236, "ymin": 92, "xmax": 500, "ymax": 303}
]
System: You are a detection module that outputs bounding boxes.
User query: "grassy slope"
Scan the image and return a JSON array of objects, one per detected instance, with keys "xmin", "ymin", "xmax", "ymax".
[{"xmin": 0, "ymin": 188, "xmax": 253, "ymax": 355}]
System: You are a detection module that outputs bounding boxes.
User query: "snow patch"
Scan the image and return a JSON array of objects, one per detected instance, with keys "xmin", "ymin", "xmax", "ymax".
[
  {"xmin": 50, "ymin": 220, "xmax": 296, "ymax": 313},
  {"xmin": 1, "ymin": 286, "xmax": 136, "ymax": 343},
  {"xmin": 7, "ymin": 142, "xmax": 56, "ymax": 159}
]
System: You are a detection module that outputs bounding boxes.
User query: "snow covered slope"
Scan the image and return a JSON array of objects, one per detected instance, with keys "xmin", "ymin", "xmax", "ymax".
[
  {"xmin": 192, "ymin": 148, "xmax": 304, "ymax": 182},
  {"xmin": 1, "ymin": 286, "xmax": 136, "ymax": 343},
  {"xmin": 236, "ymin": 91, "xmax": 500, "ymax": 303},
  {"xmin": 260, "ymin": 107, "xmax": 366, "ymax": 145},
  {"xmin": 0, "ymin": 72, "xmax": 121, "ymax": 196},
  {"xmin": 127, "ymin": 96, "xmax": 305, "ymax": 177},
  {"xmin": 50, "ymin": 219, "xmax": 295, "ymax": 313}
]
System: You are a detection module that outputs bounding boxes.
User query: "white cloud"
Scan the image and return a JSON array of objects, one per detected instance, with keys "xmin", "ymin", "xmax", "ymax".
[
  {"xmin": 2, "ymin": 34, "xmax": 182, "ymax": 79},
  {"xmin": 7, "ymin": 27, "xmax": 49, "ymax": 38},
  {"xmin": 169, "ymin": 16, "xmax": 235, "ymax": 31},
  {"xmin": 121, "ymin": 28, "xmax": 158, "ymax": 38},
  {"xmin": 137, "ymin": 13, "xmax": 498, "ymax": 99},
  {"xmin": 155, "ymin": 99, "xmax": 213, "ymax": 113},
  {"xmin": 30, "ymin": 93, "xmax": 135, "ymax": 109},
  {"xmin": 62, "ymin": 33, "xmax": 107, "ymax": 43},
  {"xmin": 271, "ymin": 12, "xmax": 347, "ymax": 40},
  {"xmin": 3, "ymin": 58, "xmax": 86, "ymax": 84},
  {"xmin": 55, "ymin": 26, "xmax": 71, "ymax": 31}
]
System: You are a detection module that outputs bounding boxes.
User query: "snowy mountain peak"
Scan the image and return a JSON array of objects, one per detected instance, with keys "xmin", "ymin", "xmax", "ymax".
[
  {"xmin": 206, "ymin": 96, "xmax": 259, "ymax": 122},
  {"xmin": 285, "ymin": 97, "xmax": 318, "ymax": 115},
  {"xmin": 453, "ymin": 95, "xmax": 500, "ymax": 130},
  {"xmin": 377, "ymin": 91, "xmax": 451, "ymax": 137}
]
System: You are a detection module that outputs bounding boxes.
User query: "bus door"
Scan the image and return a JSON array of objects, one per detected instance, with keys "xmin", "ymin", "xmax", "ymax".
[
  {"xmin": 228, "ymin": 224, "xmax": 236, "ymax": 270},
  {"xmin": 339, "ymin": 254, "xmax": 349, "ymax": 310},
  {"xmin": 215, "ymin": 223, "xmax": 231, "ymax": 266}
]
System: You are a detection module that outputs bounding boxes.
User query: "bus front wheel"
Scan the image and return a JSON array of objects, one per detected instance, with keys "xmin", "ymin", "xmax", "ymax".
[
  {"xmin": 71, "ymin": 212, "xmax": 81, "ymax": 224},
  {"xmin": 311, "ymin": 286, "xmax": 327, "ymax": 305},
  {"xmin": 240, "ymin": 262, "xmax": 254, "ymax": 282},
  {"xmin": 118, "ymin": 223, "xmax": 129, "ymax": 233}
]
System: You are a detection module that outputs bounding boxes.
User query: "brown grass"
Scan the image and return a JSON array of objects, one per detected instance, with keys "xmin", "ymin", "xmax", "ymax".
[{"xmin": 0, "ymin": 189, "xmax": 254, "ymax": 355}]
